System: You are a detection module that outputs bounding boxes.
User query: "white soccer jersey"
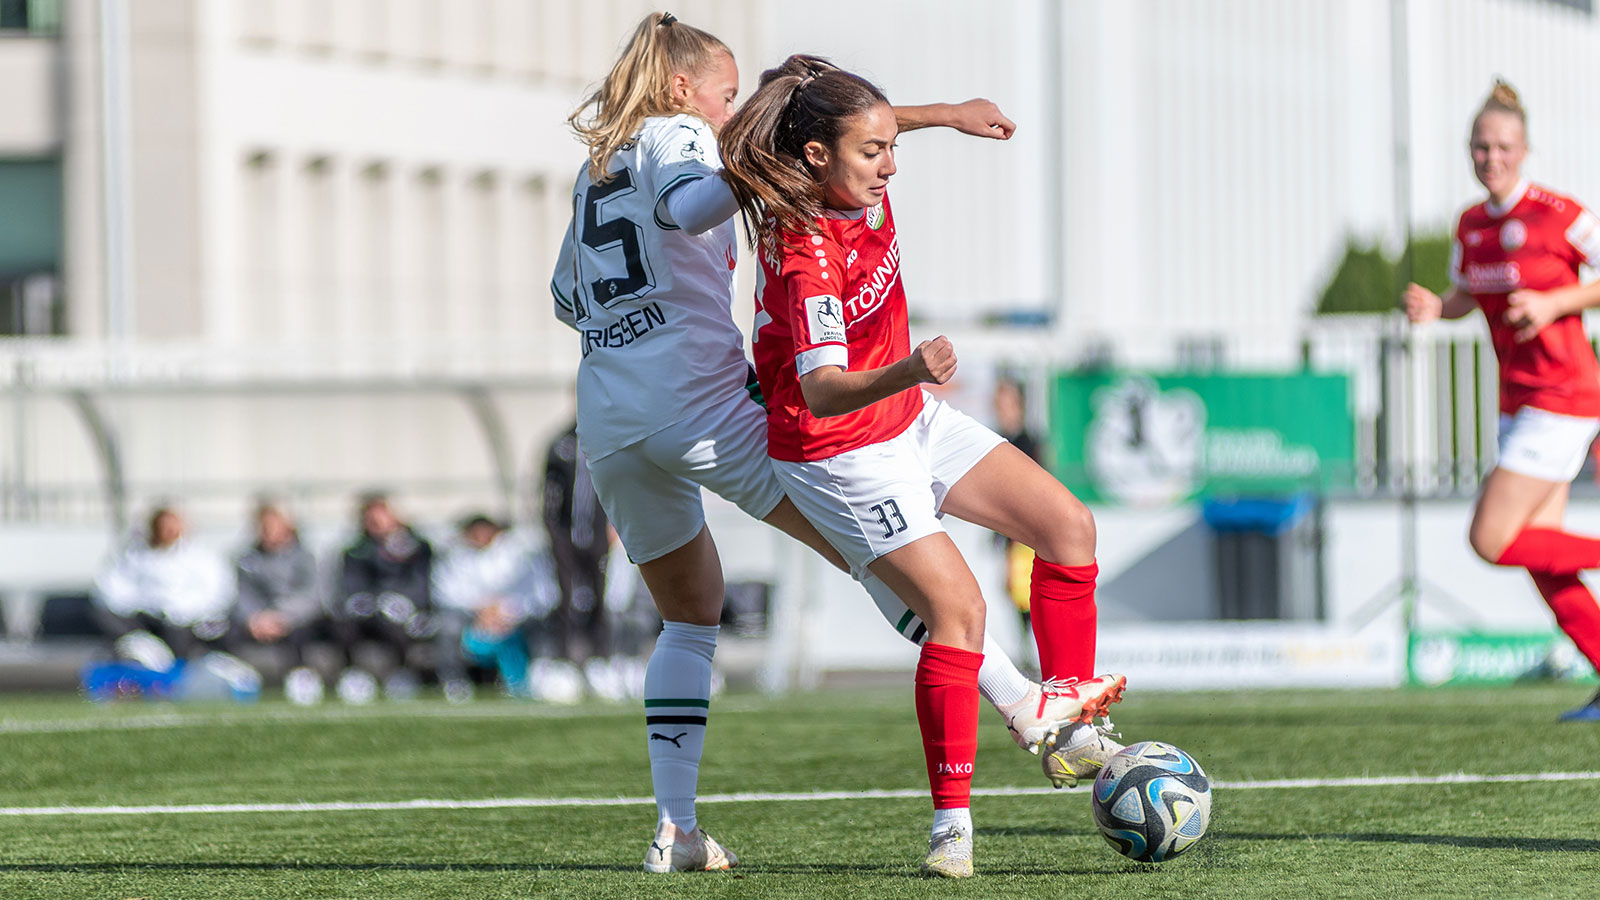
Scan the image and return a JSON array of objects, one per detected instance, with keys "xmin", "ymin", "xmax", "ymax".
[{"xmin": 551, "ymin": 114, "xmax": 747, "ymax": 461}]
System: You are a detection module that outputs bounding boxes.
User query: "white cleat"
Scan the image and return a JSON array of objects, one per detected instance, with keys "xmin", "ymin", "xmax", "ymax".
[
  {"xmin": 998, "ymin": 673, "xmax": 1127, "ymax": 754},
  {"xmin": 1041, "ymin": 720, "xmax": 1125, "ymax": 789},
  {"xmin": 642, "ymin": 821, "xmax": 738, "ymax": 873},
  {"xmin": 921, "ymin": 826, "xmax": 974, "ymax": 878}
]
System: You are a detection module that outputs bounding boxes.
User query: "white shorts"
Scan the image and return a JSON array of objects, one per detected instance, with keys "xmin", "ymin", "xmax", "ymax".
[
  {"xmin": 586, "ymin": 385, "xmax": 785, "ymax": 564},
  {"xmin": 772, "ymin": 393, "xmax": 1006, "ymax": 577},
  {"xmin": 1496, "ymin": 407, "xmax": 1600, "ymax": 483}
]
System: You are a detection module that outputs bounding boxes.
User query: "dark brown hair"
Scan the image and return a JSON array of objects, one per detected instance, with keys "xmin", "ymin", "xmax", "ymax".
[{"xmin": 718, "ymin": 54, "xmax": 889, "ymax": 257}]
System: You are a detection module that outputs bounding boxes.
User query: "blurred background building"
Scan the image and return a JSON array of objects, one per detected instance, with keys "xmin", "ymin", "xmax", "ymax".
[{"xmin": 3, "ymin": 0, "xmax": 1600, "ymax": 689}]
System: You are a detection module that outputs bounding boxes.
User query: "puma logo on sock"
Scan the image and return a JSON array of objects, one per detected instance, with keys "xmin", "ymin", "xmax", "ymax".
[{"xmin": 650, "ymin": 731, "xmax": 688, "ymax": 748}]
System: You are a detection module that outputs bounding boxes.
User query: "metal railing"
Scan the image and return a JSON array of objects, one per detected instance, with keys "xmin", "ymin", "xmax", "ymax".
[{"xmin": 1304, "ymin": 312, "xmax": 1600, "ymax": 500}]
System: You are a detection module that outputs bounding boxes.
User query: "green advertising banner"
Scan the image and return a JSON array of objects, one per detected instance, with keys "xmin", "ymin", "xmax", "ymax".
[
  {"xmin": 1407, "ymin": 632, "xmax": 1597, "ymax": 686},
  {"xmin": 1049, "ymin": 373, "xmax": 1355, "ymax": 505}
]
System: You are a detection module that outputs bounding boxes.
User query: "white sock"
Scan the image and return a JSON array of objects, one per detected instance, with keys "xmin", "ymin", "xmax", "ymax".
[
  {"xmin": 860, "ymin": 572, "xmax": 1031, "ymax": 708},
  {"xmin": 979, "ymin": 632, "xmax": 1030, "ymax": 707},
  {"xmin": 644, "ymin": 621, "xmax": 719, "ymax": 836},
  {"xmin": 1058, "ymin": 721, "xmax": 1093, "ymax": 748},
  {"xmin": 932, "ymin": 806, "xmax": 973, "ymax": 838},
  {"xmin": 860, "ymin": 572, "xmax": 926, "ymax": 642}
]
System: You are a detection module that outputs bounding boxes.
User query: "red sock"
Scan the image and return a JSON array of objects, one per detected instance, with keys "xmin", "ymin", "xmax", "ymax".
[
  {"xmin": 914, "ymin": 642, "xmax": 982, "ymax": 810},
  {"xmin": 1496, "ymin": 528, "xmax": 1600, "ymax": 575},
  {"xmin": 1030, "ymin": 557, "xmax": 1098, "ymax": 682},
  {"xmin": 1529, "ymin": 571, "xmax": 1600, "ymax": 671}
]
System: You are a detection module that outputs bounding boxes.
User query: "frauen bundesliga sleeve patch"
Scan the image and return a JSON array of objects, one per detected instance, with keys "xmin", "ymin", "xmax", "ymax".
[
  {"xmin": 804, "ymin": 295, "xmax": 847, "ymax": 346},
  {"xmin": 1567, "ymin": 209, "xmax": 1600, "ymax": 267}
]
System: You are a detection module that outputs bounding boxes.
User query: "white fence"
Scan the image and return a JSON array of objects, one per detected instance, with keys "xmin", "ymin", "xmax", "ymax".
[{"xmin": 1303, "ymin": 312, "xmax": 1600, "ymax": 500}]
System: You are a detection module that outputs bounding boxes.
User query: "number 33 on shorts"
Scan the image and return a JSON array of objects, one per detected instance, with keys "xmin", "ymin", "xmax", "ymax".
[{"xmin": 870, "ymin": 499, "xmax": 908, "ymax": 539}]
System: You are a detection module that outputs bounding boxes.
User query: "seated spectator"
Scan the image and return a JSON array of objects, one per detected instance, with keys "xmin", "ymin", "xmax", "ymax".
[
  {"xmin": 431, "ymin": 513, "xmax": 560, "ymax": 702},
  {"xmin": 93, "ymin": 505, "xmax": 234, "ymax": 667},
  {"xmin": 333, "ymin": 492, "xmax": 434, "ymax": 701},
  {"xmin": 231, "ymin": 500, "xmax": 337, "ymax": 702}
]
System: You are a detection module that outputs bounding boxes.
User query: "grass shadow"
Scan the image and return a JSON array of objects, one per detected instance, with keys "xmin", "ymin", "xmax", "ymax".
[
  {"xmin": 1220, "ymin": 831, "xmax": 1600, "ymax": 852},
  {"xmin": 0, "ymin": 860, "xmax": 1116, "ymax": 878},
  {"xmin": 995, "ymin": 824, "xmax": 1600, "ymax": 853}
]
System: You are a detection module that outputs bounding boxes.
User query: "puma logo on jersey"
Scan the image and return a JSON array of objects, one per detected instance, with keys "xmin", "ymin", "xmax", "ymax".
[{"xmin": 651, "ymin": 731, "xmax": 688, "ymax": 748}]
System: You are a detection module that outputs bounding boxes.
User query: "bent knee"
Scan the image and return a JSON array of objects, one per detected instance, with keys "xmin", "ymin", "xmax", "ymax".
[
  {"xmin": 1035, "ymin": 496, "xmax": 1097, "ymax": 564},
  {"xmin": 926, "ymin": 597, "xmax": 986, "ymax": 649},
  {"xmin": 1467, "ymin": 527, "xmax": 1511, "ymax": 566},
  {"xmin": 952, "ymin": 601, "xmax": 986, "ymax": 648}
]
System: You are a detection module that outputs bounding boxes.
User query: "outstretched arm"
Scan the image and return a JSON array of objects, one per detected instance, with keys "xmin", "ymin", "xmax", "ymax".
[{"xmin": 893, "ymin": 99, "xmax": 1015, "ymax": 140}]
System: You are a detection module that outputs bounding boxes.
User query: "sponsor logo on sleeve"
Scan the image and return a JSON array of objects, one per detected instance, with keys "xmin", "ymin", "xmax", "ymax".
[{"xmin": 805, "ymin": 295, "xmax": 847, "ymax": 345}]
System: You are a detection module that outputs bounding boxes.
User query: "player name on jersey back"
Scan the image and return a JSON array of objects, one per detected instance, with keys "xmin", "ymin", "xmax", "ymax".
[{"xmin": 580, "ymin": 301, "xmax": 668, "ymax": 356}]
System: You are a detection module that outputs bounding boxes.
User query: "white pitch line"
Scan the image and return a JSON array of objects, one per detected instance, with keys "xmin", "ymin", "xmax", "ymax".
[
  {"xmin": 0, "ymin": 699, "xmax": 766, "ymax": 736},
  {"xmin": 2, "ymin": 771, "xmax": 1597, "ymax": 818}
]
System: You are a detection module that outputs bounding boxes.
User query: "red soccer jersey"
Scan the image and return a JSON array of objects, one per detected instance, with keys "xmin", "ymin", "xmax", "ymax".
[
  {"xmin": 1451, "ymin": 182, "xmax": 1600, "ymax": 416},
  {"xmin": 753, "ymin": 195, "xmax": 924, "ymax": 462}
]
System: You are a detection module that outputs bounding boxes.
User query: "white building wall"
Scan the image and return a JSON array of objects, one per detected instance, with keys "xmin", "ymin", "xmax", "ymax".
[
  {"xmin": 765, "ymin": 0, "xmax": 1600, "ymax": 369},
  {"xmin": 54, "ymin": 0, "xmax": 1600, "ymax": 359},
  {"xmin": 17, "ymin": 0, "xmax": 1600, "ymax": 530},
  {"xmin": 0, "ymin": 37, "xmax": 60, "ymax": 154},
  {"xmin": 1409, "ymin": 0, "xmax": 1600, "ymax": 236}
]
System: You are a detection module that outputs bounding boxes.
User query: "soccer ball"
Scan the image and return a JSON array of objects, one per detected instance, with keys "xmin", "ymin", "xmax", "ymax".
[{"xmin": 1089, "ymin": 741, "xmax": 1211, "ymax": 862}]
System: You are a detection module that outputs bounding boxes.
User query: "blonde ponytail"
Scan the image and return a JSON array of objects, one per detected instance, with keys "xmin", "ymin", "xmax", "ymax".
[{"xmin": 568, "ymin": 12, "xmax": 730, "ymax": 183}]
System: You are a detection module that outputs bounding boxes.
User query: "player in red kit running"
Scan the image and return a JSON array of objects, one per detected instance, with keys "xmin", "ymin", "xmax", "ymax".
[
  {"xmin": 719, "ymin": 56, "xmax": 1126, "ymax": 877},
  {"xmin": 1405, "ymin": 80, "xmax": 1600, "ymax": 722}
]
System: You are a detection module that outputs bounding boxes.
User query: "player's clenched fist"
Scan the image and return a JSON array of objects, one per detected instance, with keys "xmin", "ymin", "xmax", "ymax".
[
  {"xmin": 908, "ymin": 336, "xmax": 958, "ymax": 385},
  {"xmin": 1403, "ymin": 283, "xmax": 1442, "ymax": 323}
]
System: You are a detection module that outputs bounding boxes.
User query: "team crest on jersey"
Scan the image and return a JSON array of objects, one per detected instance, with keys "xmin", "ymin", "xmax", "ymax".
[
  {"xmin": 1500, "ymin": 219, "xmax": 1527, "ymax": 251},
  {"xmin": 866, "ymin": 203, "xmax": 885, "ymax": 230},
  {"xmin": 1466, "ymin": 231, "xmax": 1482, "ymax": 247},
  {"xmin": 805, "ymin": 294, "xmax": 847, "ymax": 345}
]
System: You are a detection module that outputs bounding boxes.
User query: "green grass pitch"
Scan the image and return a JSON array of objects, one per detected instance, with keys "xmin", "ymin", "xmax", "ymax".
[{"xmin": 0, "ymin": 683, "xmax": 1598, "ymax": 899}]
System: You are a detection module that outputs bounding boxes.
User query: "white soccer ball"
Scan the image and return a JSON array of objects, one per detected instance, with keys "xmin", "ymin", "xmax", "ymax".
[{"xmin": 1089, "ymin": 740, "xmax": 1212, "ymax": 862}]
